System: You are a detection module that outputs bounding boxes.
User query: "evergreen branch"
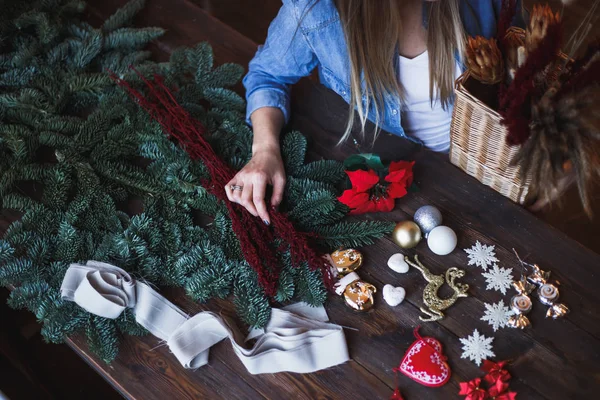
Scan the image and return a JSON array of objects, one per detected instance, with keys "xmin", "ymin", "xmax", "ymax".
[
  {"xmin": 313, "ymin": 221, "xmax": 395, "ymax": 249},
  {"xmin": 281, "ymin": 131, "xmax": 307, "ymax": 174},
  {"xmin": 87, "ymin": 316, "xmax": 120, "ymax": 363},
  {"xmin": 0, "ymin": 2, "xmax": 393, "ymax": 360},
  {"xmin": 104, "ymin": 27, "xmax": 164, "ymax": 50},
  {"xmin": 293, "ymin": 159, "xmax": 345, "ymax": 184},
  {"xmin": 102, "ymin": 0, "xmax": 146, "ymax": 32}
]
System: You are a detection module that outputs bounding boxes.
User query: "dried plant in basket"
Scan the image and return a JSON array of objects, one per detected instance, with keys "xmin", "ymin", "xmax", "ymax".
[
  {"xmin": 504, "ymin": 28, "xmax": 526, "ymax": 82},
  {"xmin": 526, "ymin": 4, "xmax": 561, "ymax": 53},
  {"xmin": 500, "ymin": 22, "xmax": 563, "ymax": 146},
  {"xmin": 510, "ymin": 46, "xmax": 600, "ymax": 216},
  {"xmin": 465, "ymin": 37, "xmax": 505, "ymax": 84}
]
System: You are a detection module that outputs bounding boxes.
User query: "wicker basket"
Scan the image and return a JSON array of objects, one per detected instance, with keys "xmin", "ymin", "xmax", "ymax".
[{"xmin": 449, "ymin": 71, "xmax": 529, "ymax": 204}]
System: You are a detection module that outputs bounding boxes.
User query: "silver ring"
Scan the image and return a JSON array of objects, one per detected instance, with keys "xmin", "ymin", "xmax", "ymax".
[{"xmin": 230, "ymin": 184, "xmax": 243, "ymax": 192}]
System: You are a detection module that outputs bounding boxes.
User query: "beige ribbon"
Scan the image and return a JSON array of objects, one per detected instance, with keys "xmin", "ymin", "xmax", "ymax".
[{"xmin": 60, "ymin": 261, "xmax": 349, "ymax": 374}]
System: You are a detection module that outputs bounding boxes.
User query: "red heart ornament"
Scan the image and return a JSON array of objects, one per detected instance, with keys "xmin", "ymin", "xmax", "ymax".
[{"xmin": 399, "ymin": 335, "xmax": 451, "ymax": 387}]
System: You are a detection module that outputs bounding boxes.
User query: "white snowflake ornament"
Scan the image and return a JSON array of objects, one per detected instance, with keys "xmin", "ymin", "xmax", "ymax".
[
  {"xmin": 481, "ymin": 300, "xmax": 514, "ymax": 331},
  {"xmin": 464, "ymin": 241, "xmax": 499, "ymax": 270},
  {"xmin": 482, "ymin": 264, "xmax": 514, "ymax": 295},
  {"xmin": 460, "ymin": 329, "xmax": 495, "ymax": 366}
]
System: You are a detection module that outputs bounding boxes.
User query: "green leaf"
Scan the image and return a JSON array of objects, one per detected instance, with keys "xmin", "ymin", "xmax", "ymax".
[
  {"xmin": 408, "ymin": 182, "xmax": 420, "ymax": 192},
  {"xmin": 343, "ymin": 153, "xmax": 385, "ymax": 171}
]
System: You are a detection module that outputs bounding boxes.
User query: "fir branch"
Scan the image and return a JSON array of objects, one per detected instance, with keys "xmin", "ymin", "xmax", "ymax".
[
  {"xmin": 281, "ymin": 131, "xmax": 307, "ymax": 174},
  {"xmin": 197, "ymin": 63, "xmax": 245, "ymax": 89},
  {"xmin": 70, "ymin": 29, "xmax": 102, "ymax": 68},
  {"xmin": 313, "ymin": 221, "xmax": 395, "ymax": 249},
  {"xmin": 7, "ymin": 280, "xmax": 50, "ymax": 311},
  {"xmin": 293, "ymin": 159, "xmax": 345, "ymax": 184},
  {"xmin": 233, "ymin": 266, "xmax": 271, "ymax": 327},
  {"xmin": 104, "ymin": 27, "xmax": 164, "ymax": 50},
  {"xmin": 294, "ymin": 264, "xmax": 327, "ymax": 306},
  {"xmin": 116, "ymin": 308, "xmax": 147, "ymax": 337},
  {"xmin": 203, "ymin": 87, "xmax": 245, "ymax": 112},
  {"xmin": 288, "ymin": 190, "xmax": 347, "ymax": 229},
  {"xmin": 102, "ymin": 0, "xmax": 146, "ymax": 32},
  {"xmin": 87, "ymin": 316, "xmax": 120, "ymax": 363},
  {"xmin": 0, "ymin": 240, "xmax": 15, "ymax": 263},
  {"xmin": 0, "ymin": 2, "xmax": 393, "ymax": 361}
]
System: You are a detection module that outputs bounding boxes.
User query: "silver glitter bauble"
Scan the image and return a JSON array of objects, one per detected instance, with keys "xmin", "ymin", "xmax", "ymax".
[{"xmin": 413, "ymin": 205, "xmax": 443, "ymax": 236}]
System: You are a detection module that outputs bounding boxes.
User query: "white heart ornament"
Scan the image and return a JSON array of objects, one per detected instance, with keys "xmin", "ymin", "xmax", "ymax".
[
  {"xmin": 388, "ymin": 253, "xmax": 409, "ymax": 273},
  {"xmin": 383, "ymin": 284, "xmax": 406, "ymax": 306}
]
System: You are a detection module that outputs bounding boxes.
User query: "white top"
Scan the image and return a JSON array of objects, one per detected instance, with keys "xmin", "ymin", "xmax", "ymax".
[{"xmin": 398, "ymin": 51, "xmax": 462, "ymax": 153}]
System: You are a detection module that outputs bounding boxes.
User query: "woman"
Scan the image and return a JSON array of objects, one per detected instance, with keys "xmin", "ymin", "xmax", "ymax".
[{"xmin": 226, "ymin": 0, "xmax": 523, "ymax": 224}]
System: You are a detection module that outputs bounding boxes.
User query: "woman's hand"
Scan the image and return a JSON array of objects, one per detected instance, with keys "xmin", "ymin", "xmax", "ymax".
[{"xmin": 225, "ymin": 145, "xmax": 286, "ymax": 225}]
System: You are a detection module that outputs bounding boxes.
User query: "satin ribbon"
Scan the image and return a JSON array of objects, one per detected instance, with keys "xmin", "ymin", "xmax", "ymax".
[
  {"xmin": 334, "ymin": 272, "xmax": 360, "ymax": 295},
  {"xmin": 459, "ymin": 378, "xmax": 488, "ymax": 400},
  {"xmin": 60, "ymin": 261, "xmax": 349, "ymax": 374}
]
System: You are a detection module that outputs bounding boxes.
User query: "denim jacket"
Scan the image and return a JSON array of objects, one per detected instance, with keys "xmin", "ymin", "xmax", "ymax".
[{"xmin": 243, "ymin": 0, "xmax": 524, "ymax": 140}]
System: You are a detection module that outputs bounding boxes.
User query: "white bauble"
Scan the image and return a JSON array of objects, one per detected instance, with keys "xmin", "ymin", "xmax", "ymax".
[{"xmin": 427, "ymin": 226, "xmax": 457, "ymax": 256}]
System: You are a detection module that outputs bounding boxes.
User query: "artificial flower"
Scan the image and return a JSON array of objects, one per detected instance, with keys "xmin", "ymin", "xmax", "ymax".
[
  {"xmin": 338, "ymin": 161, "xmax": 414, "ymax": 215},
  {"xmin": 459, "ymin": 377, "xmax": 489, "ymax": 400}
]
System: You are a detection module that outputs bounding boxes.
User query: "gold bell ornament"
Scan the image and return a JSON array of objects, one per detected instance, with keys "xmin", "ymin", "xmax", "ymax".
[
  {"xmin": 334, "ymin": 272, "xmax": 377, "ymax": 312},
  {"xmin": 327, "ymin": 248, "xmax": 363, "ymax": 275},
  {"xmin": 326, "ymin": 249, "xmax": 377, "ymax": 312}
]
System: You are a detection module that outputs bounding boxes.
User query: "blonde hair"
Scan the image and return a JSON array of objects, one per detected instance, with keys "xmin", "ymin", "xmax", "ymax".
[{"xmin": 333, "ymin": 0, "xmax": 465, "ymax": 144}]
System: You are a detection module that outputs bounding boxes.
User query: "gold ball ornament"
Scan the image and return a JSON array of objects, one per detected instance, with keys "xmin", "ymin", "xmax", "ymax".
[
  {"xmin": 343, "ymin": 280, "xmax": 377, "ymax": 312},
  {"xmin": 392, "ymin": 221, "xmax": 422, "ymax": 249}
]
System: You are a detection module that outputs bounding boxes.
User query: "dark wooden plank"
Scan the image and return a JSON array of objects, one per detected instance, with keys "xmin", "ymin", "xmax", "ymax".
[
  {"xmin": 66, "ymin": 330, "xmax": 267, "ymax": 400},
  {"xmin": 291, "ymin": 79, "xmax": 600, "ymax": 399},
  {"xmin": 66, "ymin": 294, "xmax": 395, "ymax": 400},
  {"xmin": 78, "ymin": 1, "xmax": 397, "ymax": 399},
  {"xmin": 32, "ymin": 0, "xmax": 600, "ymax": 399}
]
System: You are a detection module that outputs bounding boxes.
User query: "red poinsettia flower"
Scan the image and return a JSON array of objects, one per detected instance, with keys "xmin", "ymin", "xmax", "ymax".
[
  {"xmin": 459, "ymin": 378, "xmax": 489, "ymax": 400},
  {"xmin": 487, "ymin": 379, "xmax": 516, "ymax": 400},
  {"xmin": 338, "ymin": 161, "xmax": 414, "ymax": 215},
  {"xmin": 482, "ymin": 360, "xmax": 511, "ymax": 385}
]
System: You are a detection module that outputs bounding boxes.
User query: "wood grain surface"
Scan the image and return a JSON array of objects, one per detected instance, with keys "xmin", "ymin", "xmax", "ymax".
[{"xmin": 15, "ymin": 0, "xmax": 600, "ymax": 399}]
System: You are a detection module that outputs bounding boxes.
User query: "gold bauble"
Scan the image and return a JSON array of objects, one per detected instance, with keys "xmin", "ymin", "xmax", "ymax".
[
  {"xmin": 392, "ymin": 221, "xmax": 422, "ymax": 249},
  {"xmin": 343, "ymin": 279, "xmax": 376, "ymax": 312}
]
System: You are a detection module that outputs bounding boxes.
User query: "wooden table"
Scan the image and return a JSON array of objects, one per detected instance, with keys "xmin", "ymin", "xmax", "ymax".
[{"xmin": 65, "ymin": 1, "xmax": 600, "ymax": 399}]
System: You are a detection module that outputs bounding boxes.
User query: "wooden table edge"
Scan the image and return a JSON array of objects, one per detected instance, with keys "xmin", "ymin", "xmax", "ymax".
[{"xmin": 64, "ymin": 336, "xmax": 134, "ymax": 400}]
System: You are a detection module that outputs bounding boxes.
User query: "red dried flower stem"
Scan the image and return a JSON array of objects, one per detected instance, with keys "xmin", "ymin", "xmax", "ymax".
[
  {"xmin": 109, "ymin": 68, "xmax": 334, "ymax": 295},
  {"xmin": 497, "ymin": 0, "xmax": 518, "ymax": 52},
  {"xmin": 499, "ymin": 22, "xmax": 563, "ymax": 145}
]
